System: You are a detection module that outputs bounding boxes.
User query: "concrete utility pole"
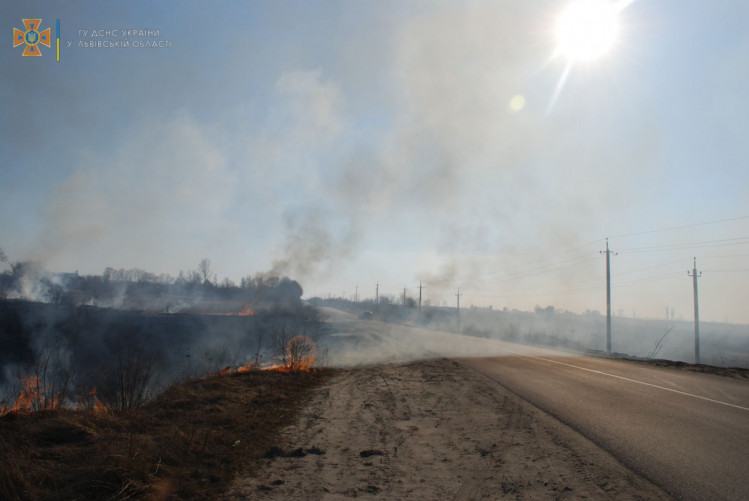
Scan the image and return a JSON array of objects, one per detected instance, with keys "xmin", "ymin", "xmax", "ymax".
[
  {"xmin": 355, "ymin": 285, "xmax": 359, "ymax": 303},
  {"xmin": 403, "ymin": 286, "xmax": 407, "ymax": 306},
  {"xmin": 688, "ymin": 258, "xmax": 702, "ymax": 364},
  {"xmin": 375, "ymin": 282, "xmax": 379, "ymax": 305},
  {"xmin": 600, "ymin": 238, "xmax": 617, "ymax": 353}
]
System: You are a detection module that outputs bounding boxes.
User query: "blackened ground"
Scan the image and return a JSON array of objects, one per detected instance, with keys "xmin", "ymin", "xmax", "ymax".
[
  {"xmin": 0, "ymin": 368, "xmax": 332, "ymax": 500},
  {"xmin": 0, "ymin": 299, "xmax": 324, "ymax": 390}
]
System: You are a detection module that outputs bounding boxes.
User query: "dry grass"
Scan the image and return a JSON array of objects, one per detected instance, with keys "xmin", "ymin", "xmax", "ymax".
[{"xmin": 0, "ymin": 368, "xmax": 332, "ymax": 500}]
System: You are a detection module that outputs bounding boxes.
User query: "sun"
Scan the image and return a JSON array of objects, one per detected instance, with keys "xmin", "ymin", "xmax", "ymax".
[{"xmin": 555, "ymin": 0, "xmax": 621, "ymax": 62}]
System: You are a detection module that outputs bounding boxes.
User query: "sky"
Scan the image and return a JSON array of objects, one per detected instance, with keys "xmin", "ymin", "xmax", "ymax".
[{"xmin": 2, "ymin": 0, "xmax": 749, "ymax": 323}]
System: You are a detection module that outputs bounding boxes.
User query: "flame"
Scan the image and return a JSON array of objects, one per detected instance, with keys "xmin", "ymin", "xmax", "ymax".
[
  {"xmin": 207, "ymin": 336, "xmax": 317, "ymax": 378},
  {"xmin": 202, "ymin": 305, "xmax": 256, "ymax": 316},
  {"xmin": 87, "ymin": 387, "xmax": 108, "ymax": 415},
  {"xmin": 5, "ymin": 376, "xmax": 60, "ymax": 414},
  {"xmin": 237, "ymin": 305, "xmax": 255, "ymax": 316},
  {"xmin": 212, "ymin": 367, "xmax": 234, "ymax": 377},
  {"xmin": 208, "ymin": 362, "xmax": 257, "ymax": 378},
  {"xmin": 237, "ymin": 363, "xmax": 256, "ymax": 374},
  {"xmin": 283, "ymin": 335, "xmax": 317, "ymax": 372}
]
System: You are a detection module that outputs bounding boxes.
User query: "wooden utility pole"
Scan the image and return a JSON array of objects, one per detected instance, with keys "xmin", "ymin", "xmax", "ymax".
[
  {"xmin": 418, "ymin": 281, "xmax": 423, "ymax": 312},
  {"xmin": 375, "ymin": 282, "xmax": 379, "ymax": 305},
  {"xmin": 688, "ymin": 258, "xmax": 702, "ymax": 364}
]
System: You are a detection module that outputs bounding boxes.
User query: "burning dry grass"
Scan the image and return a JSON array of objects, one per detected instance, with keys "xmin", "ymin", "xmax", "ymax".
[{"xmin": 0, "ymin": 368, "xmax": 331, "ymax": 500}]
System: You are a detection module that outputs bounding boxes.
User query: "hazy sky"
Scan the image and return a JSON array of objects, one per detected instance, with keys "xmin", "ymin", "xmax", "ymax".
[{"xmin": 2, "ymin": 0, "xmax": 749, "ymax": 323}]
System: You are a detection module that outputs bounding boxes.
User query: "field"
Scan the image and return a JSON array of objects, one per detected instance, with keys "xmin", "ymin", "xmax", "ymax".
[{"xmin": 0, "ymin": 368, "xmax": 330, "ymax": 500}]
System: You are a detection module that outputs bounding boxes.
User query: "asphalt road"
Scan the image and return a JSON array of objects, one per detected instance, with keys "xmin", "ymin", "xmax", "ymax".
[
  {"xmin": 321, "ymin": 309, "xmax": 749, "ymax": 500},
  {"xmin": 460, "ymin": 352, "xmax": 749, "ymax": 501}
]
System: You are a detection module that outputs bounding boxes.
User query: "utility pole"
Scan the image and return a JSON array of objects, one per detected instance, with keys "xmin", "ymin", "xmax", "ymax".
[
  {"xmin": 355, "ymin": 285, "xmax": 359, "ymax": 303},
  {"xmin": 418, "ymin": 281, "xmax": 423, "ymax": 312},
  {"xmin": 375, "ymin": 282, "xmax": 379, "ymax": 305},
  {"xmin": 456, "ymin": 288, "xmax": 463, "ymax": 333},
  {"xmin": 600, "ymin": 238, "xmax": 617, "ymax": 353},
  {"xmin": 688, "ymin": 257, "xmax": 702, "ymax": 364}
]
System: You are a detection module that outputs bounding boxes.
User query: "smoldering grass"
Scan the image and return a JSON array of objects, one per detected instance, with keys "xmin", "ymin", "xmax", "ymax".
[{"xmin": 0, "ymin": 368, "xmax": 332, "ymax": 500}]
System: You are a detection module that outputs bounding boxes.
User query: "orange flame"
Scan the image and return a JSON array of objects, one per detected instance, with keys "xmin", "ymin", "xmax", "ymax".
[
  {"xmin": 203, "ymin": 305, "xmax": 256, "ymax": 316},
  {"xmin": 283, "ymin": 335, "xmax": 317, "ymax": 372},
  {"xmin": 207, "ymin": 336, "xmax": 317, "ymax": 378},
  {"xmin": 237, "ymin": 363, "xmax": 256, "ymax": 373},
  {"xmin": 87, "ymin": 387, "xmax": 108, "ymax": 415},
  {"xmin": 237, "ymin": 305, "xmax": 255, "ymax": 316},
  {"xmin": 5, "ymin": 376, "xmax": 60, "ymax": 414}
]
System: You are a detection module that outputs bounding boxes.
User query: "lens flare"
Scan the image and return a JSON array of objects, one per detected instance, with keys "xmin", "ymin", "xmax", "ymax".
[{"xmin": 555, "ymin": 0, "xmax": 620, "ymax": 62}]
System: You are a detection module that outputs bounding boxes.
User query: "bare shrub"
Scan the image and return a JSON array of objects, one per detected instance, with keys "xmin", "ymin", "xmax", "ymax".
[
  {"xmin": 286, "ymin": 336, "xmax": 316, "ymax": 371},
  {"xmin": 202, "ymin": 344, "xmax": 238, "ymax": 375},
  {"xmin": 96, "ymin": 343, "xmax": 160, "ymax": 411},
  {"xmin": 2, "ymin": 349, "xmax": 73, "ymax": 414},
  {"xmin": 253, "ymin": 333, "xmax": 263, "ymax": 367},
  {"xmin": 271, "ymin": 325, "xmax": 293, "ymax": 368},
  {"xmin": 271, "ymin": 325, "xmax": 317, "ymax": 371}
]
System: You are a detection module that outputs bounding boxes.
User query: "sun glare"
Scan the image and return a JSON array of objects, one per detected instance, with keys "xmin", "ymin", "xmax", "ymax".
[{"xmin": 555, "ymin": 0, "xmax": 621, "ymax": 62}]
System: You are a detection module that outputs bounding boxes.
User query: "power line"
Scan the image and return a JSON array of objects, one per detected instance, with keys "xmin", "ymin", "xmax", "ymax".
[
  {"xmin": 457, "ymin": 239, "xmax": 603, "ymax": 287},
  {"xmin": 610, "ymin": 215, "xmax": 749, "ymax": 239},
  {"xmin": 460, "ymin": 254, "xmax": 600, "ymax": 288},
  {"xmin": 617, "ymin": 236, "xmax": 749, "ymax": 254},
  {"xmin": 613, "ymin": 272, "xmax": 685, "ymax": 287}
]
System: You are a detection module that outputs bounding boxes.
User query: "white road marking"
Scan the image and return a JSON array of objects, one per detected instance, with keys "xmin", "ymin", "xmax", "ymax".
[{"xmin": 506, "ymin": 351, "xmax": 749, "ymax": 412}]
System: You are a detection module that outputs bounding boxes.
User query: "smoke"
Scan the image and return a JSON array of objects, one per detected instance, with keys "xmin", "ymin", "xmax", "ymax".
[
  {"xmin": 256, "ymin": 1, "xmax": 664, "ymax": 304},
  {"xmin": 39, "ymin": 111, "xmax": 236, "ymax": 273},
  {"xmin": 271, "ymin": 207, "xmax": 360, "ymax": 279},
  {"xmin": 4, "ymin": 1, "xmax": 745, "ymax": 324},
  {"xmin": 314, "ymin": 304, "xmax": 749, "ymax": 370}
]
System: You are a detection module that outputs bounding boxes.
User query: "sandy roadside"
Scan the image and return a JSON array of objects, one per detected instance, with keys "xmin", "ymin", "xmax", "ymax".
[{"xmin": 223, "ymin": 358, "xmax": 673, "ymax": 500}]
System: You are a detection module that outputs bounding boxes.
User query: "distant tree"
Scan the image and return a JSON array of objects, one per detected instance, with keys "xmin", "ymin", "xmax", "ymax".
[
  {"xmin": 198, "ymin": 258, "xmax": 211, "ymax": 284},
  {"xmin": 42, "ymin": 279, "xmax": 67, "ymax": 304},
  {"xmin": 0, "ymin": 246, "xmax": 7, "ymax": 264},
  {"xmin": 535, "ymin": 305, "xmax": 555, "ymax": 316},
  {"xmin": 188, "ymin": 270, "xmax": 202, "ymax": 286}
]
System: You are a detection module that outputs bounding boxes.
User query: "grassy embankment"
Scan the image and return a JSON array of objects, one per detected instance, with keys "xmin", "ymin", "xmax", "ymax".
[{"xmin": 0, "ymin": 368, "xmax": 332, "ymax": 500}]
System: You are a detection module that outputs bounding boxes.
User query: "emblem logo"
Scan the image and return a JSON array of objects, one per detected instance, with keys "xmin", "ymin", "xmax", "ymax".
[{"xmin": 13, "ymin": 19, "xmax": 51, "ymax": 56}]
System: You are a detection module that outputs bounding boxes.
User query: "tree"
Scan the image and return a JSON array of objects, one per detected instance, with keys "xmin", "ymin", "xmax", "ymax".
[
  {"xmin": 271, "ymin": 325, "xmax": 316, "ymax": 371},
  {"xmin": 0, "ymin": 246, "xmax": 6, "ymax": 264},
  {"xmin": 197, "ymin": 258, "xmax": 211, "ymax": 284}
]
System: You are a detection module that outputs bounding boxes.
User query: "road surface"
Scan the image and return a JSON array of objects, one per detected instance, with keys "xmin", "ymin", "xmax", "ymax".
[
  {"xmin": 265, "ymin": 309, "xmax": 749, "ymax": 500},
  {"xmin": 461, "ymin": 352, "xmax": 749, "ymax": 501}
]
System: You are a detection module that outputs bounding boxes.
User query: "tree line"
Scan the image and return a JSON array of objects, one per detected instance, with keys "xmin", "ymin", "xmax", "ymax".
[{"xmin": 0, "ymin": 249, "xmax": 303, "ymax": 309}]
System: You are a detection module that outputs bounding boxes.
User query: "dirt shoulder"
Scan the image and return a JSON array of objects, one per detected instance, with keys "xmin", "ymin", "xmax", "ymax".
[{"xmin": 224, "ymin": 358, "xmax": 672, "ymax": 500}]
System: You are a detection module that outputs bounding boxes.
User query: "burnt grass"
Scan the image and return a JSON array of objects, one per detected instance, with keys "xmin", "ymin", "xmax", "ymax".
[{"xmin": 0, "ymin": 368, "xmax": 333, "ymax": 500}]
